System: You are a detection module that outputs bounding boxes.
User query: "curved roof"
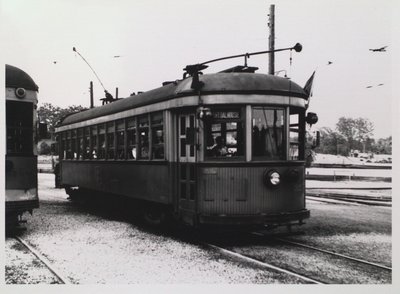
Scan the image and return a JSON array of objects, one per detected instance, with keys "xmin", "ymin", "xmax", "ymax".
[
  {"xmin": 60, "ymin": 72, "xmax": 307, "ymax": 126},
  {"xmin": 5, "ymin": 64, "xmax": 39, "ymax": 91}
]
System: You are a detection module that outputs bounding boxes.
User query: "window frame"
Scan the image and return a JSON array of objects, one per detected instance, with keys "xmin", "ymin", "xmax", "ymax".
[
  {"xmin": 6, "ymin": 101, "xmax": 34, "ymax": 156},
  {"xmin": 289, "ymin": 107, "xmax": 306, "ymax": 161},
  {"xmin": 251, "ymin": 106, "xmax": 287, "ymax": 161},
  {"xmin": 203, "ymin": 106, "xmax": 246, "ymax": 161},
  {"xmin": 151, "ymin": 111, "xmax": 165, "ymax": 160}
]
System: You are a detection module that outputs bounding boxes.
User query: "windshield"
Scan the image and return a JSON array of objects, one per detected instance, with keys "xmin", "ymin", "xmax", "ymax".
[
  {"xmin": 252, "ymin": 107, "xmax": 285, "ymax": 160},
  {"xmin": 204, "ymin": 108, "xmax": 244, "ymax": 159},
  {"xmin": 6, "ymin": 101, "xmax": 34, "ymax": 155}
]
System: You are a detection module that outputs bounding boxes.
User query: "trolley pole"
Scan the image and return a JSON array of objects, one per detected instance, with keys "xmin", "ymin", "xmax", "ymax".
[
  {"xmin": 268, "ymin": 4, "xmax": 275, "ymax": 75},
  {"xmin": 90, "ymin": 81, "xmax": 94, "ymax": 108}
]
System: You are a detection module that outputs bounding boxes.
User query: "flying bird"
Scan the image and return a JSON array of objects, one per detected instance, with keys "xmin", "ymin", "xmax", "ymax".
[
  {"xmin": 369, "ymin": 46, "xmax": 387, "ymax": 52},
  {"xmin": 366, "ymin": 84, "xmax": 384, "ymax": 88},
  {"xmin": 113, "ymin": 55, "xmax": 122, "ymax": 58},
  {"xmin": 327, "ymin": 61, "xmax": 333, "ymax": 65},
  {"xmin": 53, "ymin": 61, "xmax": 57, "ymax": 64}
]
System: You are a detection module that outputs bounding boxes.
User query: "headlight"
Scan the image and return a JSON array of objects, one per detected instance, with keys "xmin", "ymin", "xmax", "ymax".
[
  {"xmin": 15, "ymin": 87, "xmax": 26, "ymax": 98},
  {"xmin": 264, "ymin": 170, "xmax": 281, "ymax": 187}
]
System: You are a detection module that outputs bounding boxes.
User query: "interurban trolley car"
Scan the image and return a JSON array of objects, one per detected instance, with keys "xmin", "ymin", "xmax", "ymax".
[
  {"xmin": 55, "ymin": 52, "xmax": 317, "ymax": 228},
  {"xmin": 5, "ymin": 65, "xmax": 40, "ymax": 227}
]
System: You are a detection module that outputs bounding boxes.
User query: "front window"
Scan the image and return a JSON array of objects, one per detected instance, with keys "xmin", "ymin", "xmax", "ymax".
[
  {"xmin": 205, "ymin": 108, "xmax": 244, "ymax": 159},
  {"xmin": 252, "ymin": 107, "xmax": 285, "ymax": 160},
  {"xmin": 6, "ymin": 101, "xmax": 33, "ymax": 155}
]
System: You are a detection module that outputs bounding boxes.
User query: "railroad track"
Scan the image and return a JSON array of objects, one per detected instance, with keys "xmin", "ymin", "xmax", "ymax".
[
  {"xmin": 204, "ymin": 242, "xmax": 325, "ymax": 284},
  {"xmin": 204, "ymin": 231, "xmax": 391, "ymax": 284},
  {"xmin": 306, "ymin": 189, "xmax": 392, "ymax": 206},
  {"xmin": 14, "ymin": 236, "xmax": 71, "ymax": 284},
  {"xmin": 272, "ymin": 236, "xmax": 392, "ymax": 271},
  {"xmin": 250, "ymin": 232, "xmax": 392, "ymax": 283}
]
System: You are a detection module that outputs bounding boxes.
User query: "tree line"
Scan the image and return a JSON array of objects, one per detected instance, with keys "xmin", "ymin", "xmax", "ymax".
[
  {"xmin": 315, "ymin": 117, "xmax": 391, "ymax": 155},
  {"xmin": 37, "ymin": 103, "xmax": 88, "ymax": 135}
]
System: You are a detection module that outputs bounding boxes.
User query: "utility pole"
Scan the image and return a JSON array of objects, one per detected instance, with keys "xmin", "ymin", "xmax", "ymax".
[
  {"xmin": 268, "ymin": 4, "xmax": 275, "ymax": 75},
  {"xmin": 90, "ymin": 81, "xmax": 94, "ymax": 108}
]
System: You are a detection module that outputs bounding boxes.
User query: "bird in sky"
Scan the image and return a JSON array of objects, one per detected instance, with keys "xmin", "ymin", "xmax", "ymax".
[
  {"xmin": 327, "ymin": 61, "xmax": 333, "ymax": 65},
  {"xmin": 369, "ymin": 46, "xmax": 387, "ymax": 52},
  {"xmin": 113, "ymin": 55, "xmax": 122, "ymax": 58},
  {"xmin": 53, "ymin": 61, "xmax": 57, "ymax": 64},
  {"xmin": 366, "ymin": 83, "xmax": 384, "ymax": 88}
]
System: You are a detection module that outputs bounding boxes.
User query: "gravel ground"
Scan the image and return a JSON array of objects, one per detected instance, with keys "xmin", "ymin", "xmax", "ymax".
[
  {"xmin": 5, "ymin": 173, "xmax": 392, "ymax": 285},
  {"xmin": 5, "ymin": 238, "xmax": 60, "ymax": 284}
]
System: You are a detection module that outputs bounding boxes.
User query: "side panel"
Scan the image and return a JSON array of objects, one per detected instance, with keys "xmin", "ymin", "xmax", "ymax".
[
  {"xmin": 198, "ymin": 163, "xmax": 305, "ymax": 215},
  {"xmin": 5, "ymin": 156, "xmax": 38, "ymax": 192},
  {"xmin": 5, "ymin": 156, "xmax": 39, "ymax": 212},
  {"xmin": 61, "ymin": 161, "xmax": 171, "ymax": 204}
]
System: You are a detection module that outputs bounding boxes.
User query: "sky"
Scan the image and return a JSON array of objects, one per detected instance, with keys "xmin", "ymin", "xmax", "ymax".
[{"xmin": 1, "ymin": 0, "xmax": 397, "ymax": 139}]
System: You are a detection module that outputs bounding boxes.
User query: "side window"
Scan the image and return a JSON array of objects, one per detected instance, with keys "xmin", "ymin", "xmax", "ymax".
[
  {"xmin": 289, "ymin": 109, "xmax": 305, "ymax": 160},
  {"xmin": 71, "ymin": 130, "xmax": 77, "ymax": 159},
  {"xmin": 107, "ymin": 122, "xmax": 115, "ymax": 159},
  {"xmin": 252, "ymin": 108, "xmax": 285, "ymax": 160},
  {"xmin": 60, "ymin": 133, "xmax": 65, "ymax": 159},
  {"xmin": 127, "ymin": 118, "xmax": 137, "ymax": 159},
  {"xmin": 138, "ymin": 115, "xmax": 149, "ymax": 159},
  {"xmin": 91, "ymin": 125, "xmax": 98, "ymax": 159},
  {"xmin": 151, "ymin": 112, "xmax": 164, "ymax": 159},
  {"xmin": 289, "ymin": 113, "xmax": 299, "ymax": 160},
  {"xmin": 205, "ymin": 108, "xmax": 244, "ymax": 159},
  {"xmin": 116, "ymin": 120, "xmax": 126, "ymax": 159},
  {"xmin": 78, "ymin": 128, "xmax": 83, "ymax": 159},
  {"xmin": 83, "ymin": 127, "xmax": 90, "ymax": 159},
  {"xmin": 66, "ymin": 131, "xmax": 72, "ymax": 159},
  {"xmin": 98, "ymin": 124, "xmax": 106, "ymax": 159}
]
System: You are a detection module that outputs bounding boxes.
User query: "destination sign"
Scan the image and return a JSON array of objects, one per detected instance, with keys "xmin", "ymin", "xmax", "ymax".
[{"xmin": 213, "ymin": 111, "xmax": 240, "ymax": 119}]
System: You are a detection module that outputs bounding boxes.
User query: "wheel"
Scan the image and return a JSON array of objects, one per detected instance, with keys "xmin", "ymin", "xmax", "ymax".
[
  {"xmin": 142, "ymin": 205, "xmax": 167, "ymax": 226},
  {"xmin": 6, "ymin": 213, "xmax": 19, "ymax": 228}
]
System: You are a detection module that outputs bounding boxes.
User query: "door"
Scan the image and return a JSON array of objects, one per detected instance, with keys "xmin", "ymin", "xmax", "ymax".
[{"xmin": 178, "ymin": 113, "xmax": 197, "ymax": 223}]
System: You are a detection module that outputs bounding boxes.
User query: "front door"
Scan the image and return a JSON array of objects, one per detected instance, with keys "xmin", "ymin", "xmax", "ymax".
[{"xmin": 178, "ymin": 114, "xmax": 197, "ymax": 224}]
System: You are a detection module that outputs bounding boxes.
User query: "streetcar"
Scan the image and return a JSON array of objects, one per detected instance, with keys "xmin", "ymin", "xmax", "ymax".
[
  {"xmin": 5, "ymin": 65, "xmax": 41, "ymax": 227},
  {"xmin": 55, "ymin": 45, "xmax": 318, "ymax": 228}
]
